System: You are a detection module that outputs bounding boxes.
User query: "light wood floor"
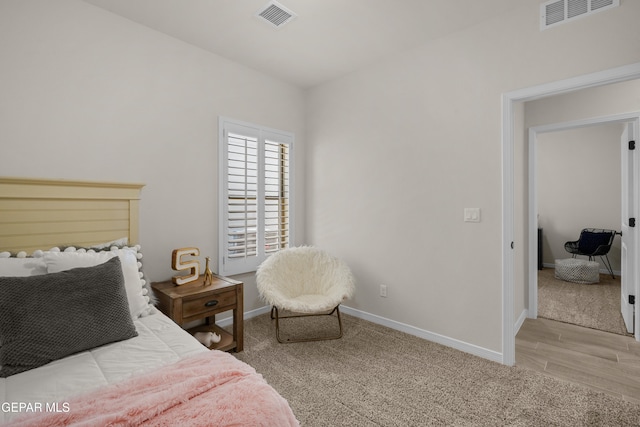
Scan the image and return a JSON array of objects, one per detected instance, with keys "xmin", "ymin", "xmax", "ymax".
[{"xmin": 516, "ymin": 317, "xmax": 640, "ymax": 404}]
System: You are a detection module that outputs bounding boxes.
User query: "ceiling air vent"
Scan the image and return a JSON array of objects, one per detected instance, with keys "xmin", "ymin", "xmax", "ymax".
[
  {"xmin": 256, "ymin": 1, "xmax": 297, "ymax": 29},
  {"xmin": 540, "ymin": 0, "xmax": 619, "ymax": 30}
]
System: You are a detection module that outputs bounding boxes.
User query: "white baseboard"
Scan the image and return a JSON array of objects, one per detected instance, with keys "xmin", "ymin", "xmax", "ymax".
[
  {"xmin": 514, "ymin": 309, "xmax": 528, "ymax": 335},
  {"xmin": 225, "ymin": 304, "xmax": 504, "ymax": 364},
  {"xmin": 340, "ymin": 305, "xmax": 503, "ymax": 364},
  {"xmin": 217, "ymin": 305, "xmax": 271, "ymax": 327}
]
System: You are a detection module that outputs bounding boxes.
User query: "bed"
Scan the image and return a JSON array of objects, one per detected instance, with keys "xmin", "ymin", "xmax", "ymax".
[{"xmin": 0, "ymin": 177, "xmax": 298, "ymax": 426}]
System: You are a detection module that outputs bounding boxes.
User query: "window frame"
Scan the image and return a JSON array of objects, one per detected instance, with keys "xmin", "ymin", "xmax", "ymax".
[{"xmin": 218, "ymin": 117, "xmax": 294, "ymax": 276}]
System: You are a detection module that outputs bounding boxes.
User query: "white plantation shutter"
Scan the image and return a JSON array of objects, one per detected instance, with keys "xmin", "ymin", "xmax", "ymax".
[
  {"xmin": 264, "ymin": 138, "xmax": 290, "ymax": 254},
  {"xmin": 227, "ymin": 131, "xmax": 258, "ymax": 261},
  {"xmin": 219, "ymin": 118, "xmax": 293, "ymax": 275}
]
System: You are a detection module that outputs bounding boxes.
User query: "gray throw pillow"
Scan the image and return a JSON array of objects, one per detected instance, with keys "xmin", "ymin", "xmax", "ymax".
[{"xmin": 0, "ymin": 257, "xmax": 138, "ymax": 377}]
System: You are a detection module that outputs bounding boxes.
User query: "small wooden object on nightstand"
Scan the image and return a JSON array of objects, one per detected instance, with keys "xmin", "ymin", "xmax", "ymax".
[{"xmin": 152, "ymin": 274, "xmax": 243, "ymax": 352}]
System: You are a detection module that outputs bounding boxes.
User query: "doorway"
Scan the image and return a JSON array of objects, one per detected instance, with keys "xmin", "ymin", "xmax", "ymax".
[
  {"xmin": 527, "ymin": 115, "xmax": 638, "ymax": 335},
  {"xmin": 501, "ymin": 62, "xmax": 640, "ymax": 366}
]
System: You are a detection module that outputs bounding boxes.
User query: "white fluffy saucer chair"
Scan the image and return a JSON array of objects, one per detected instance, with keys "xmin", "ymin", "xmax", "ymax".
[{"xmin": 256, "ymin": 246, "xmax": 355, "ymax": 343}]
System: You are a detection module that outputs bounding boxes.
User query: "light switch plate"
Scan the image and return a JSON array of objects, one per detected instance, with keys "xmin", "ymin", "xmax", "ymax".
[{"xmin": 464, "ymin": 208, "xmax": 481, "ymax": 222}]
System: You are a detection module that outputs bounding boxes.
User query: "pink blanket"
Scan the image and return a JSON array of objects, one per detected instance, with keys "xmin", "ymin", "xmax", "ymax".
[{"xmin": 9, "ymin": 351, "xmax": 299, "ymax": 427}]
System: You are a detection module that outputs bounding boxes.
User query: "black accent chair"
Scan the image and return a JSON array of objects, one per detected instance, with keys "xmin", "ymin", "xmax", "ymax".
[{"xmin": 564, "ymin": 228, "xmax": 618, "ymax": 279}]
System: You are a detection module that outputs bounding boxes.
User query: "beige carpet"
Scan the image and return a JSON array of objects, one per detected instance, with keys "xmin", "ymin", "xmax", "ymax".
[
  {"xmin": 537, "ymin": 268, "xmax": 628, "ymax": 336},
  {"xmin": 234, "ymin": 313, "xmax": 640, "ymax": 426}
]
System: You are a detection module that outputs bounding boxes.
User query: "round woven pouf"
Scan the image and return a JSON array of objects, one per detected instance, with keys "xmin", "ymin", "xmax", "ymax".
[{"xmin": 554, "ymin": 258, "xmax": 600, "ymax": 284}]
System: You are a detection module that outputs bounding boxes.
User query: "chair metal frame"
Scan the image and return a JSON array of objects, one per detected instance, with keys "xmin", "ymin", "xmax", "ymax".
[
  {"xmin": 564, "ymin": 228, "xmax": 619, "ymax": 279},
  {"xmin": 270, "ymin": 305, "xmax": 344, "ymax": 344}
]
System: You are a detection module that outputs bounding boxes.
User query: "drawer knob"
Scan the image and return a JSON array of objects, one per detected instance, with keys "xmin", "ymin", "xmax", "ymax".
[{"xmin": 205, "ymin": 300, "xmax": 219, "ymax": 307}]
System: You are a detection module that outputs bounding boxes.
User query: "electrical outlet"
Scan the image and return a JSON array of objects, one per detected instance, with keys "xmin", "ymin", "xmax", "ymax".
[{"xmin": 380, "ymin": 284, "xmax": 387, "ymax": 297}]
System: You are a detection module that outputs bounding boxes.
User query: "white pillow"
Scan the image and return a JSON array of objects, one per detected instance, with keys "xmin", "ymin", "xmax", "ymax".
[
  {"xmin": 90, "ymin": 237, "xmax": 128, "ymax": 250},
  {"xmin": 44, "ymin": 248, "xmax": 151, "ymax": 320},
  {"xmin": 0, "ymin": 257, "xmax": 48, "ymax": 277}
]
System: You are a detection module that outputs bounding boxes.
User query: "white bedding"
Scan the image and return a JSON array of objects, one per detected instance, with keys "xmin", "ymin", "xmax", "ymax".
[{"xmin": 0, "ymin": 308, "xmax": 207, "ymax": 424}]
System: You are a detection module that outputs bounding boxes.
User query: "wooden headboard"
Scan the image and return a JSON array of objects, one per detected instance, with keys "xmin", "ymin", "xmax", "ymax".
[{"xmin": 0, "ymin": 177, "xmax": 145, "ymax": 254}]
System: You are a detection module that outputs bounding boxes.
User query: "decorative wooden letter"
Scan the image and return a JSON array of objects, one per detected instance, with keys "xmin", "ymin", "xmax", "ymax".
[{"xmin": 171, "ymin": 247, "xmax": 200, "ymax": 285}]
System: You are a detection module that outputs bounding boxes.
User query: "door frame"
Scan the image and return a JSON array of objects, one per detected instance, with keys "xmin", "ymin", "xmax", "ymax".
[
  {"xmin": 527, "ymin": 113, "xmax": 640, "ymax": 326},
  {"xmin": 501, "ymin": 62, "xmax": 640, "ymax": 366}
]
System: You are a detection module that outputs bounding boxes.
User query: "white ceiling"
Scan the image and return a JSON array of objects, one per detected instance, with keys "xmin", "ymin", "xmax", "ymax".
[{"xmin": 83, "ymin": 0, "xmax": 528, "ymax": 88}]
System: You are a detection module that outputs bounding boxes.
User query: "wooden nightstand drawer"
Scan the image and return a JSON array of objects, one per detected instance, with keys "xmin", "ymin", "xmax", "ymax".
[
  {"xmin": 152, "ymin": 275, "xmax": 244, "ymax": 352},
  {"xmin": 183, "ymin": 290, "xmax": 236, "ymax": 319}
]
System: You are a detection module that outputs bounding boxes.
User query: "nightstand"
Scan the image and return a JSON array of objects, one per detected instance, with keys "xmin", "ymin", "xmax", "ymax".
[{"xmin": 152, "ymin": 274, "xmax": 243, "ymax": 352}]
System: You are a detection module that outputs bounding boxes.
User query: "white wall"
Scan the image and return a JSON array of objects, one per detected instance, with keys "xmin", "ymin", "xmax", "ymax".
[
  {"xmin": 0, "ymin": 0, "xmax": 306, "ymax": 313},
  {"xmin": 3, "ymin": 0, "xmax": 640, "ymax": 359},
  {"xmin": 306, "ymin": 0, "xmax": 640, "ymax": 353},
  {"xmin": 537, "ymin": 124, "xmax": 622, "ymax": 270},
  {"xmin": 525, "ymin": 79, "xmax": 640, "ymax": 129}
]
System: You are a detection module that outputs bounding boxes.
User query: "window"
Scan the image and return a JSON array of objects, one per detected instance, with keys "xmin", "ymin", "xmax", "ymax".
[{"xmin": 218, "ymin": 117, "xmax": 293, "ymax": 276}]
